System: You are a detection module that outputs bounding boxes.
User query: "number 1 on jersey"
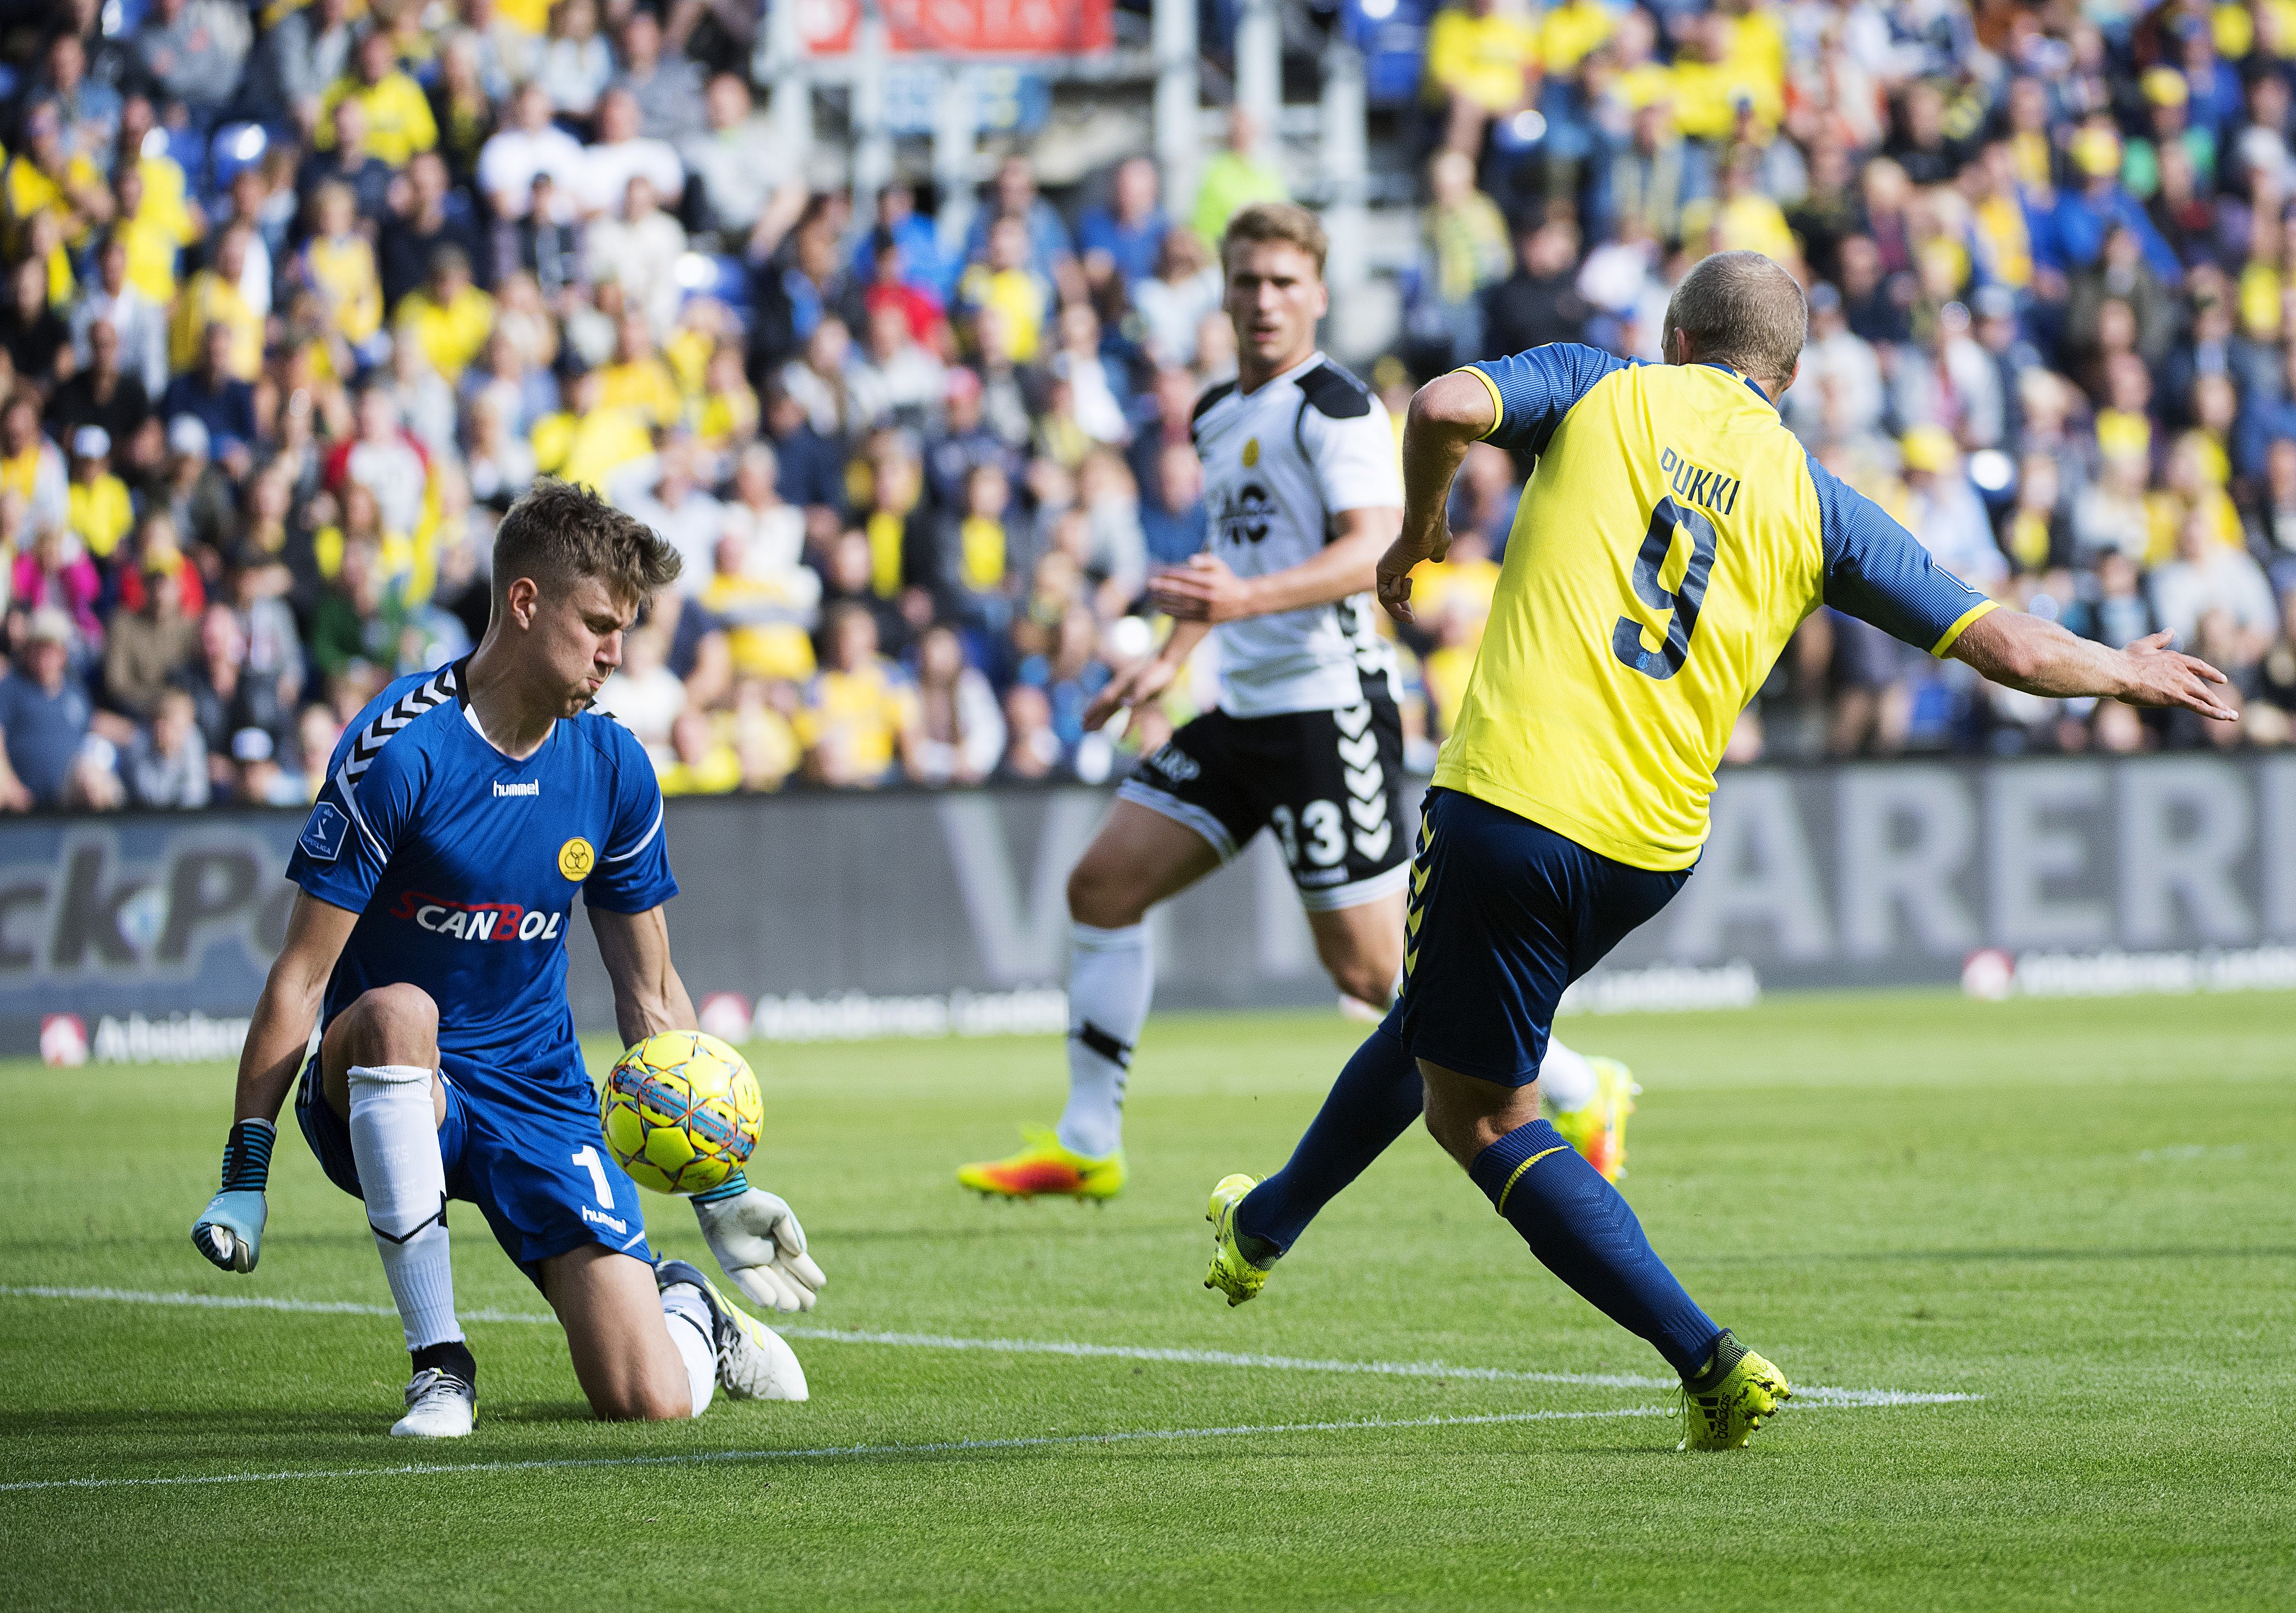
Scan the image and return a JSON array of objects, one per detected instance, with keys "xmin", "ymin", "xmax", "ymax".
[
  {"xmin": 572, "ymin": 1144, "xmax": 615, "ymax": 1209},
  {"xmin": 1611, "ymin": 496, "xmax": 1718, "ymax": 681}
]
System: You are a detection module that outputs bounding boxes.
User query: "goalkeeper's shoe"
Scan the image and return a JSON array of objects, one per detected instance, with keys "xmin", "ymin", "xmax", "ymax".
[
  {"xmin": 1678, "ymin": 1336, "xmax": 1791, "ymax": 1451},
  {"xmin": 391, "ymin": 1365, "xmax": 476, "ymax": 1439},
  {"xmin": 657, "ymin": 1259, "xmax": 808, "ymax": 1402},
  {"xmin": 1548, "ymin": 1056, "xmax": 1640, "ymax": 1182},
  {"xmin": 1202, "ymin": 1173, "xmax": 1275, "ymax": 1307},
  {"xmin": 957, "ymin": 1127, "xmax": 1126, "ymax": 1200}
]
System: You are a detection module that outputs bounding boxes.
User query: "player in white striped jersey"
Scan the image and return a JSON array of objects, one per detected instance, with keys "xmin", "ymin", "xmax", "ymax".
[
  {"xmin": 957, "ymin": 205, "xmax": 1412, "ymax": 1201},
  {"xmin": 954, "ymin": 203, "xmax": 1644, "ymax": 1202}
]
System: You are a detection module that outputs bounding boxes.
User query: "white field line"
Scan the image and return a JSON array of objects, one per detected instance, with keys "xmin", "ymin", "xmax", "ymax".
[
  {"xmin": 0, "ymin": 1284, "xmax": 1980, "ymax": 1410},
  {"xmin": 0, "ymin": 1406, "xmax": 1678, "ymax": 1495}
]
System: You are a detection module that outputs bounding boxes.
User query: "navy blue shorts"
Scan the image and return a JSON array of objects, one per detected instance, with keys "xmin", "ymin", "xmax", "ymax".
[
  {"xmin": 1383, "ymin": 788, "xmax": 1691, "ymax": 1087},
  {"xmin": 295, "ymin": 1056, "xmax": 652, "ymax": 1289}
]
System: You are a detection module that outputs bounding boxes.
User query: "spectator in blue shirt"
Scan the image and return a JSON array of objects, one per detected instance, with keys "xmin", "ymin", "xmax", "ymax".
[
  {"xmin": 2041, "ymin": 125, "xmax": 2183, "ymax": 282},
  {"xmin": 1077, "ymin": 157, "xmax": 1169, "ymax": 293},
  {"xmin": 963, "ymin": 155, "xmax": 1076, "ymax": 284},
  {"xmin": 0, "ymin": 610, "xmax": 96, "ymax": 812},
  {"xmin": 764, "ymin": 384, "xmax": 846, "ymax": 517},
  {"xmin": 852, "ymin": 185, "xmax": 958, "ymax": 303},
  {"xmin": 160, "ymin": 323, "xmax": 260, "ymax": 463},
  {"xmin": 2235, "ymin": 344, "xmax": 2296, "ymax": 481},
  {"xmin": 1139, "ymin": 440, "xmax": 1207, "ymax": 568}
]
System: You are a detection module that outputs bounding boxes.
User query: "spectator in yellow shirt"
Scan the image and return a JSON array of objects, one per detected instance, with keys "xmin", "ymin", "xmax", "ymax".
[
  {"xmin": 1669, "ymin": 13, "xmax": 1781, "ymax": 143},
  {"xmin": 1678, "ymin": 143, "xmax": 1800, "ymax": 267},
  {"xmin": 1538, "ymin": 0, "xmax": 1614, "ymax": 75},
  {"xmin": 1188, "ymin": 107, "xmax": 1291, "ymax": 247},
  {"xmin": 796, "ymin": 603, "xmax": 920, "ymax": 787},
  {"xmin": 109, "ymin": 162, "xmax": 195, "ymax": 306},
  {"xmin": 393, "ymin": 246, "xmax": 495, "ymax": 382},
  {"xmin": 594, "ymin": 310, "xmax": 683, "ymax": 429},
  {"xmin": 657, "ymin": 708, "xmax": 744, "ymax": 796},
  {"xmin": 530, "ymin": 366, "xmax": 652, "ymax": 491},
  {"xmin": 958, "ymin": 216, "xmax": 1052, "ymax": 364},
  {"xmin": 4, "ymin": 102, "xmax": 112, "ymax": 258},
  {"xmin": 315, "ymin": 31, "xmax": 439, "ymax": 168},
  {"xmin": 168, "ymin": 225, "xmax": 263, "ymax": 379},
  {"xmin": 1425, "ymin": 0, "xmax": 1542, "ymax": 155},
  {"xmin": 300, "ymin": 181, "xmax": 384, "ymax": 350},
  {"xmin": 65, "ymin": 426, "xmax": 134, "ymax": 561},
  {"xmin": 702, "ymin": 531, "xmax": 820, "ymax": 683}
]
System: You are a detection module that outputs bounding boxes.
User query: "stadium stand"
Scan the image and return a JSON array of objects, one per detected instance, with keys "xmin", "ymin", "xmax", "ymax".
[{"xmin": 0, "ymin": 0, "xmax": 2287, "ymax": 810}]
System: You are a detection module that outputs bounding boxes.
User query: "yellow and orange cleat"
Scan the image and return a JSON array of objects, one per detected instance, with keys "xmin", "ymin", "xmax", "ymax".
[{"xmin": 957, "ymin": 1127, "xmax": 1127, "ymax": 1201}]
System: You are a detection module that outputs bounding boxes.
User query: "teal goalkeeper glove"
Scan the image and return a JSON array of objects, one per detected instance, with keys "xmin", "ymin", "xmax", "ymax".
[{"xmin": 192, "ymin": 1119, "xmax": 275, "ymax": 1273}]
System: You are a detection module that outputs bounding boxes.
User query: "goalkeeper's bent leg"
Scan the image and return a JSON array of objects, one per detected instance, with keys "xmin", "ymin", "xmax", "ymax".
[
  {"xmin": 346, "ymin": 1061, "xmax": 463, "ymax": 1355},
  {"xmin": 658, "ymin": 1284, "xmax": 716, "ymax": 1416}
]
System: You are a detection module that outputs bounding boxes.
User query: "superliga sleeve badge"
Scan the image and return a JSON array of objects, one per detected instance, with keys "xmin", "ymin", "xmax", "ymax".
[{"xmin": 299, "ymin": 801, "xmax": 348, "ymax": 862}]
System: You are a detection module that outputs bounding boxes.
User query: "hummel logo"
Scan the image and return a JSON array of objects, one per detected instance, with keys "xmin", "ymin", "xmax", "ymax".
[
  {"xmin": 493, "ymin": 780, "xmax": 539, "ymax": 797},
  {"xmin": 581, "ymin": 1204, "xmax": 629, "ymax": 1235}
]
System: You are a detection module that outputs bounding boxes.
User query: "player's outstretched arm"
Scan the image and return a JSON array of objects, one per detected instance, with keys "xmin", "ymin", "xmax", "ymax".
[
  {"xmin": 1947, "ymin": 611, "xmax": 2236, "ymax": 722},
  {"xmin": 191, "ymin": 892, "xmax": 359, "ymax": 1273},
  {"xmin": 1082, "ymin": 618, "xmax": 1212, "ymax": 732},
  {"xmin": 1146, "ymin": 505, "xmax": 1403, "ymax": 624},
  {"xmin": 1378, "ymin": 372, "xmax": 1496, "ymax": 623},
  {"xmin": 592, "ymin": 904, "xmax": 828, "ymax": 1312},
  {"xmin": 589, "ymin": 904, "xmax": 698, "ymax": 1047}
]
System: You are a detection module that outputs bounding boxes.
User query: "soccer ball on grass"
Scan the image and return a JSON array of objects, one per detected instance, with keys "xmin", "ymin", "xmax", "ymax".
[{"xmin": 600, "ymin": 1030, "xmax": 762, "ymax": 1195}]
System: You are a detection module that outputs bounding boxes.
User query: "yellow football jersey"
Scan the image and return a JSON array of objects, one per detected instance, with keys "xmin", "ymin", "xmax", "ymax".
[{"xmin": 1432, "ymin": 349, "xmax": 1997, "ymax": 871}]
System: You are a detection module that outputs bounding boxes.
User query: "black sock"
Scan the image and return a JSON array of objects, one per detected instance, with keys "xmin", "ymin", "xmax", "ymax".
[{"xmin": 412, "ymin": 1339, "xmax": 477, "ymax": 1388}]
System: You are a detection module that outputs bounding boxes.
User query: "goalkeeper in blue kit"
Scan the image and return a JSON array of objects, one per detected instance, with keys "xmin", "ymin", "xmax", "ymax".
[{"xmin": 192, "ymin": 482, "xmax": 824, "ymax": 1438}]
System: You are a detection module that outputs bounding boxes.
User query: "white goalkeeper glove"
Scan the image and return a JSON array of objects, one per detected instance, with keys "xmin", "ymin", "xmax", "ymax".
[
  {"xmin": 192, "ymin": 1119, "xmax": 276, "ymax": 1273},
  {"xmin": 691, "ymin": 1176, "xmax": 827, "ymax": 1313}
]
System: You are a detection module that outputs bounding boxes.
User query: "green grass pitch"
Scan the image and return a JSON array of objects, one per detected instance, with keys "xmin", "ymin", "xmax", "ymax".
[{"xmin": 3, "ymin": 990, "xmax": 2293, "ymax": 1610}]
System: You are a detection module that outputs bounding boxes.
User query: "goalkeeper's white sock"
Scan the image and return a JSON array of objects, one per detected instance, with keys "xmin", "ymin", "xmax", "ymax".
[
  {"xmin": 658, "ymin": 1284, "xmax": 716, "ymax": 1417},
  {"xmin": 1055, "ymin": 921, "xmax": 1152, "ymax": 1159},
  {"xmin": 1539, "ymin": 1038, "xmax": 1599, "ymax": 1113},
  {"xmin": 346, "ymin": 1064, "xmax": 462, "ymax": 1352}
]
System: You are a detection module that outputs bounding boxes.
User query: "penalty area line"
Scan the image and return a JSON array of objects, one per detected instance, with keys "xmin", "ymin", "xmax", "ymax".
[
  {"xmin": 0, "ymin": 1406, "xmax": 1678, "ymax": 1494},
  {"xmin": 0, "ymin": 1285, "xmax": 1980, "ymax": 1410}
]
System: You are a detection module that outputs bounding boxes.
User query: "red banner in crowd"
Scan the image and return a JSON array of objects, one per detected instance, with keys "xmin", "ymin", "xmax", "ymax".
[{"xmin": 797, "ymin": 0, "xmax": 1114, "ymax": 55}]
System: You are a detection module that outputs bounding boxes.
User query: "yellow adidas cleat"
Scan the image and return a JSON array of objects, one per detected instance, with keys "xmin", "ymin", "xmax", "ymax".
[
  {"xmin": 1549, "ymin": 1056, "xmax": 1640, "ymax": 1182},
  {"xmin": 957, "ymin": 1127, "xmax": 1126, "ymax": 1200},
  {"xmin": 1203, "ymin": 1173, "xmax": 1274, "ymax": 1307},
  {"xmin": 1678, "ymin": 1343, "xmax": 1792, "ymax": 1451}
]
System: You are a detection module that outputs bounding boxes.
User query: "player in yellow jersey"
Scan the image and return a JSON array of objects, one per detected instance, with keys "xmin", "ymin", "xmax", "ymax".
[{"xmin": 1203, "ymin": 252, "xmax": 2234, "ymax": 1450}]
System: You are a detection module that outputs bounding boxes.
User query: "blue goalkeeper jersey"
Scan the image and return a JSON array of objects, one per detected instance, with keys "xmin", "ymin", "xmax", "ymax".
[{"xmin": 286, "ymin": 659, "xmax": 678, "ymax": 1116}]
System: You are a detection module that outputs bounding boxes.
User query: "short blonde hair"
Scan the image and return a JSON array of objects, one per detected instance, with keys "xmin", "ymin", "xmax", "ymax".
[
  {"xmin": 1663, "ymin": 250, "xmax": 1807, "ymax": 387},
  {"xmin": 1221, "ymin": 202, "xmax": 1328, "ymax": 279}
]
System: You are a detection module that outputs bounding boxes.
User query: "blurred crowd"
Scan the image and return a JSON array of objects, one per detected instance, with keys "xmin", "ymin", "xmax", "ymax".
[{"xmin": 0, "ymin": 0, "xmax": 2291, "ymax": 817}]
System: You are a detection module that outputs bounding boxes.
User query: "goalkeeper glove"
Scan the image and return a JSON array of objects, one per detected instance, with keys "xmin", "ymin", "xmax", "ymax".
[
  {"xmin": 692, "ymin": 1173, "xmax": 827, "ymax": 1313},
  {"xmin": 192, "ymin": 1119, "xmax": 275, "ymax": 1273}
]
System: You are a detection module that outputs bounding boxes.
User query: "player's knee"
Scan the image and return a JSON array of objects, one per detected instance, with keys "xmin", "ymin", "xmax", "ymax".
[
  {"xmin": 1327, "ymin": 955, "xmax": 1399, "ymax": 1011},
  {"xmin": 1314, "ymin": 933, "xmax": 1400, "ymax": 1011},
  {"xmin": 1067, "ymin": 857, "xmax": 1144, "ymax": 929},
  {"xmin": 590, "ymin": 1380, "xmax": 694, "ymax": 1422},
  {"xmin": 340, "ymin": 984, "xmax": 440, "ymax": 1062},
  {"xmin": 1421, "ymin": 1104, "xmax": 1481, "ymax": 1165}
]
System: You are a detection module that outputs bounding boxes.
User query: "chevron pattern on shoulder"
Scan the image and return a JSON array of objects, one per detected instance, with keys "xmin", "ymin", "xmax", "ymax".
[{"xmin": 339, "ymin": 662, "xmax": 462, "ymax": 791}]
